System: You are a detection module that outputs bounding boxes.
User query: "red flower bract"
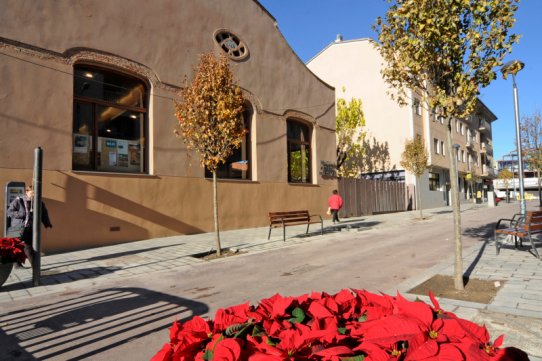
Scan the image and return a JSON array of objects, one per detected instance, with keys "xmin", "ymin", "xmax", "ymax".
[
  {"xmin": 0, "ymin": 237, "xmax": 27, "ymax": 264},
  {"xmin": 151, "ymin": 289, "xmax": 527, "ymax": 361}
]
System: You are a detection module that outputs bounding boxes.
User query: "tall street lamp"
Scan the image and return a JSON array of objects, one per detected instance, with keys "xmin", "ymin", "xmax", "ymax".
[
  {"xmin": 453, "ymin": 143, "xmax": 460, "ymax": 205},
  {"xmin": 501, "ymin": 60, "xmax": 526, "ymax": 215}
]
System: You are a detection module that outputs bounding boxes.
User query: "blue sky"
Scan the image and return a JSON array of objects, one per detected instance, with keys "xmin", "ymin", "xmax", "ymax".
[{"xmin": 258, "ymin": 0, "xmax": 542, "ymax": 162}]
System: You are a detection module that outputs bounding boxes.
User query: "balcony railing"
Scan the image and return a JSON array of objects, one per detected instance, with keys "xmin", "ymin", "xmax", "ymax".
[
  {"xmin": 482, "ymin": 165, "xmax": 496, "ymax": 177},
  {"xmin": 479, "ymin": 119, "xmax": 490, "ymax": 133},
  {"xmin": 481, "ymin": 142, "xmax": 493, "ymax": 154}
]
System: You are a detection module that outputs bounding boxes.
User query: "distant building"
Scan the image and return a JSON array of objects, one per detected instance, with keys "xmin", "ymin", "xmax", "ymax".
[
  {"xmin": 307, "ymin": 37, "xmax": 497, "ymax": 208},
  {"xmin": 0, "ymin": 0, "xmax": 337, "ymax": 251}
]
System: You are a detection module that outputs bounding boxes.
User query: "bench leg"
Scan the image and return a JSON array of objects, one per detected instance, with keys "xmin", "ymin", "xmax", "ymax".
[
  {"xmin": 283, "ymin": 226, "xmax": 286, "ymax": 242},
  {"xmin": 495, "ymin": 231, "xmax": 501, "ymax": 255},
  {"xmin": 320, "ymin": 220, "xmax": 323, "ymax": 236},
  {"xmin": 529, "ymin": 235, "xmax": 540, "ymax": 259},
  {"xmin": 268, "ymin": 226, "xmax": 272, "ymax": 240},
  {"xmin": 306, "ymin": 223, "xmax": 310, "ymax": 234}
]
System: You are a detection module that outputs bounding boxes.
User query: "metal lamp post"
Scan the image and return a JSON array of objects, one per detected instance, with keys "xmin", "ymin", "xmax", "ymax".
[
  {"xmin": 453, "ymin": 143, "xmax": 460, "ymax": 204},
  {"xmin": 501, "ymin": 60, "xmax": 526, "ymax": 215}
]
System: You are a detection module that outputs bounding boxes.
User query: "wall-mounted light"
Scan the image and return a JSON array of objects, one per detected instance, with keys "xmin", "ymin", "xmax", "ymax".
[{"xmin": 84, "ymin": 72, "xmax": 94, "ymax": 79}]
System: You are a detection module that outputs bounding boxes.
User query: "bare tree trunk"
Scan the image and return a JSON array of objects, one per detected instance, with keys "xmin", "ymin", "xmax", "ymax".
[
  {"xmin": 538, "ymin": 168, "xmax": 541, "ymax": 207},
  {"xmin": 416, "ymin": 176, "xmax": 423, "ymax": 219},
  {"xmin": 213, "ymin": 171, "xmax": 222, "ymax": 256},
  {"xmin": 445, "ymin": 118, "xmax": 464, "ymax": 291}
]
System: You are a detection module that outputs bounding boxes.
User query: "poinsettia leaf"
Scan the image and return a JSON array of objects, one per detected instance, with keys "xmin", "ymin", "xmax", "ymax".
[
  {"xmin": 358, "ymin": 314, "xmax": 367, "ymax": 322},
  {"xmin": 341, "ymin": 355, "xmax": 365, "ymax": 361},
  {"xmin": 252, "ymin": 324, "xmax": 265, "ymax": 337},
  {"xmin": 493, "ymin": 334, "xmax": 505, "ymax": 348},
  {"xmin": 338, "ymin": 327, "xmax": 347, "ymax": 335},
  {"xmin": 202, "ymin": 349, "xmax": 213, "ymax": 361},
  {"xmin": 288, "ymin": 307, "xmax": 306, "ymax": 324}
]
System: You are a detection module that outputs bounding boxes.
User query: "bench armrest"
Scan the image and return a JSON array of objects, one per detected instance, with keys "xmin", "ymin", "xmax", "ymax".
[
  {"xmin": 495, "ymin": 218, "xmax": 517, "ymax": 229},
  {"xmin": 309, "ymin": 214, "xmax": 323, "ymax": 222}
]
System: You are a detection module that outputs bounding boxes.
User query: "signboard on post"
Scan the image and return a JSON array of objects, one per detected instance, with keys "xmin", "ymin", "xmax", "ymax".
[{"xmin": 4, "ymin": 181, "xmax": 25, "ymax": 237}]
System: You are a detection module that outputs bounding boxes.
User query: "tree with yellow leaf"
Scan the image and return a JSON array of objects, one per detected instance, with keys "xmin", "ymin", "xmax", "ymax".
[
  {"xmin": 336, "ymin": 88, "xmax": 366, "ymax": 178},
  {"xmin": 175, "ymin": 52, "xmax": 245, "ymax": 256},
  {"xmin": 498, "ymin": 169, "xmax": 514, "ymax": 203},
  {"xmin": 374, "ymin": 0, "xmax": 519, "ymax": 290},
  {"xmin": 400, "ymin": 136, "xmax": 428, "ymax": 219}
]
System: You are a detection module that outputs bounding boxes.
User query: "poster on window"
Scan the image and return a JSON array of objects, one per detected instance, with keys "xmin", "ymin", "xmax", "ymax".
[
  {"xmin": 73, "ymin": 134, "xmax": 89, "ymax": 153},
  {"xmin": 108, "ymin": 151, "xmax": 117, "ymax": 166},
  {"xmin": 117, "ymin": 140, "xmax": 128, "ymax": 167},
  {"xmin": 129, "ymin": 143, "xmax": 141, "ymax": 166}
]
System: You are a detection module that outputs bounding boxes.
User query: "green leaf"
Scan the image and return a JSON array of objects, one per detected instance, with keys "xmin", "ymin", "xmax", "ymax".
[
  {"xmin": 358, "ymin": 314, "xmax": 368, "ymax": 322},
  {"xmin": 202, "ymin": 349, "xmax": 213, "ymax": 361},
  {"xmin": 252, "ymin": 324, "xmax": 265, "ymax": 337},
  {"xmin": 288, "ymin": 307, "xmax": 306, "ymax": 324},
  {"xmin": 341, "ymin": 355, "xmax": 366, "ymax": 361},
  {"xmin": 338, "ymin": 327, "xmax": 347, "ymax": 335}
]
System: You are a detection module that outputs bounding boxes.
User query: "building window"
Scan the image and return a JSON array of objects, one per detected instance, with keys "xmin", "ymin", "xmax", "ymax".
[
  {"xmin": 287, "ymin": 120, "xmax": 312, "ymax": 183},
  {"xmin": 429, "ymin": 172, "xmax": 440, "ymax": 191},
  {"xmin": 73, "ymin": 65, "xmax": 147, "ymax": 173},
  {"xmin": 434, "ymin": 138, "xmax": 440, "ymax": 154},
  {"xmin": 440, "ymin": 141, "xmax": 445, "ymax": 156},
  {"xmin": 460, "ymin": 123, "xmax": 465, "ymax": 135},
  {"xmin": 205, "ymin": 104, "xmax": 253, "ymax": 180},
  {"xmin": 213, "ymin": 29, "xmax": 249, "ymax": 61},
  {"xmin": 456, "ymin": 120, "xmax": 460, "ymax": 133}
]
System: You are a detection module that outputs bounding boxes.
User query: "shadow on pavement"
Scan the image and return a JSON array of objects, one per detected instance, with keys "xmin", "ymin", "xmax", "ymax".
[
  {"xmin": 0, "ymin": 287, "xmax": 208, "ymax": 360},
  {"xmin": 2, "ymin": 267, "xmax": 121, "ymax": 292},
  {"xmin": 42, "ymin": 243, "xmax": 187, "ymax": 270}
]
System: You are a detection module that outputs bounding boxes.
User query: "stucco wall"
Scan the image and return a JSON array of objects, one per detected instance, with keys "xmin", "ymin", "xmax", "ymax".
[
  {"xmin": 0, "ymin": 0, "xmax": 337, "ymax": 251},
  {"xmin": 307, "ymin": 39, "xmax": 411, "ymax": 172}
]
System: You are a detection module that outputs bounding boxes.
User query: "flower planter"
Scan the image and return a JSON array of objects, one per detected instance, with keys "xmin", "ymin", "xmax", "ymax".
[{"xmin": 0, "ymin": 262, "xmax": 14, "ymax": 287}]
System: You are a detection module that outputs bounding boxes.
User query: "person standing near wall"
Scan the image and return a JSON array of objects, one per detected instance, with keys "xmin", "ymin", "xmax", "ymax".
[
  {"xmin": 328, "ymin": 189, "xmax": 344, "ymax": 224},
  {"xmin": 7, "ymin": 184, "xmax": 53, "ymax": 267}
]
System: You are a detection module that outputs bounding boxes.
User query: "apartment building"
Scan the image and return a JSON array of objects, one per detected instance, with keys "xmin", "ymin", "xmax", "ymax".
[
  {"xmin": 308, "ymin": 37, "xmax": 497, "ymax": 209},
  {"xmin": 0, "ymin": 0, "xmax": 337, "ymax": 251}
]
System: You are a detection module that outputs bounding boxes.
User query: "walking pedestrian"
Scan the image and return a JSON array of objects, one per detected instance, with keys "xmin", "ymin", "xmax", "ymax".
[
  {"xmin": 327, "ymin": 189, "xmax": 343, "ymax": 224},
  {"xmin": 7, "ymin": 184, "xmax": 53, "ymax": 267}
]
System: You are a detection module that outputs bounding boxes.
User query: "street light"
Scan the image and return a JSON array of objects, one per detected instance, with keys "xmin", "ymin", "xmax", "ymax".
[
  {"xmin": 453, "ymin": 143, "xmax": 460, "ymax": 206},
  {"xmin": 501, "ymin": 60, "xmax": 526, "ymax": 215}
]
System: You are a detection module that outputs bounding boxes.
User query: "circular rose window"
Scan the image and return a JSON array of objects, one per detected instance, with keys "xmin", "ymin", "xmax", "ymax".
[{"xmin": 213, "ymin": 29, "xmax": 249, "ymax": 61}]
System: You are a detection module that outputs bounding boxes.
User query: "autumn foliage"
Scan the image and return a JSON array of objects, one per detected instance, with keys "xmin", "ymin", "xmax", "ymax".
[
  {"xmin": 175, "ymin": 52, "xmax": 245, "ymax": 172},
  {"xmin": 151, "ymin": 289, "xmax": 527, "ymax": 361}
]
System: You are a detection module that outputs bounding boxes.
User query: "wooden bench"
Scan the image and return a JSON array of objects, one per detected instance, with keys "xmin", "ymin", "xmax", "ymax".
[
  {"xmin": 268, "ymin": 210, "xmax": 323, "ymax": 242},
  {"xmin": 495, "ymin": 210, "xmax": 542, "ymax": 259}
]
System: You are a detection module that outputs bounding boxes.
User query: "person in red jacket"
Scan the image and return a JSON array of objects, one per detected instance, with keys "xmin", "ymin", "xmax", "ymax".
[{"xmin": 328, "ymin": 189, "xmax": 343, "ymax": 224}]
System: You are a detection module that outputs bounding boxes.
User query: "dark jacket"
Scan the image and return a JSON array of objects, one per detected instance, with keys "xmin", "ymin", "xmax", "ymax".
[{"xmin": 7, "ymin": 195, "xmax": 52, "ymax": 229}]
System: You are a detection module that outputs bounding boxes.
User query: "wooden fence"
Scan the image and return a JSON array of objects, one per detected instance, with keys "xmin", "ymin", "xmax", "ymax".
[{"xmin": 338, "ymin": 178, "xmax": 408, "ymax": 217}]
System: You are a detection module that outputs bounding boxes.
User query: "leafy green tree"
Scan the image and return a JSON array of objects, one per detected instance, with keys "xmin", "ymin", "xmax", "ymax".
[
  {"xmin": 400, "ymin": 136, "xmax": 429, "ymax": 219},
  {"xmin": 336, "ymin": 88, "xmax": 366, "ymax": 178},
  {"xmin": 498, "ymin": 169, "xmax": 514, "ymax": 203},
  {"xmin": 175, "ymin": 52, "xmax": 245, "ymax": 256},
  {"xmin": 520, "ymin": 111, "xmax": 542, "ymax": 205},
  {"xmin": 374, "ymin": 0, "xmax": 519, "ymax": 290}
]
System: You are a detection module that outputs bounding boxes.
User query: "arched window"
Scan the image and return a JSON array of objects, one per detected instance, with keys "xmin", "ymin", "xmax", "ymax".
[
  {"xmin": 287, "ymin": 120, "xmax": 312, "ymax": 183},
  {"xmin": 206, "ymin": 104, "xmax": 253, "ymax": 180},
  {"xmin": 72, "ymin": 65, "xmax": 147, "ymax": 173}
]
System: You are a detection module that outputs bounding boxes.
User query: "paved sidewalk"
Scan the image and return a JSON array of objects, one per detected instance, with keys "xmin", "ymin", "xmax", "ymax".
[
  {"xmin": 1, "ymin": 201, "xmax": 542, "ymax": 359},
  {"xmin": 1, "ymin": 203, "xmax": 458, "ymax": 301}
]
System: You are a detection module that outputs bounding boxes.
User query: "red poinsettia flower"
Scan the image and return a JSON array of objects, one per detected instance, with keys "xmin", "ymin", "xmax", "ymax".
[
  {"xmin": 152, "ymin": 289, "xmax": 529, "ymax": 361},
  {"xmin": 213, "ymin": 303, "xmax": 251, "ymax": 333},
  {"xmin": 0, "ymin": 237, "xmax": 27, "ymax": 264}
]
